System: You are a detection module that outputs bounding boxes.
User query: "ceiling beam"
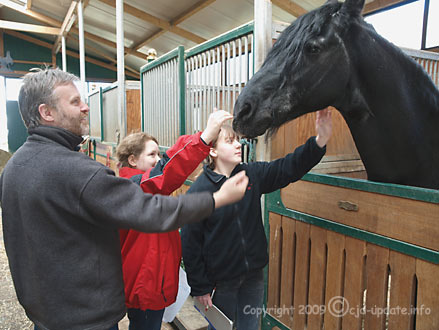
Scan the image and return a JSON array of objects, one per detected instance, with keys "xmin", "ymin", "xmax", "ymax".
[
  {"xmin": 98, "ymin": 0, "xmax": 206, "ymax": 44},
  {"xmin": 0, "ymin": 19, "xmax": 61, "ymax": 35},
  {"xmin": 53, "ymin": 0, "xmax": 78, "ymax": 54},
  {"xmin": 129, "ymin": 0, "xmax": 215, "ymax": 53},
  {"xmin": 171, "ymin": 0, "xmax": 216, "ymax": 26},
  {"xmin": 128, "ymin": 29, "xmax": 166, "ymax": 53},
  {"xmin": 272, "ymin": 0, "xmax": 307, "ymax": 17},
  {"xmin": 0, "ymin": 0, "xmax": 60, "ymax": 26},
  {"xmin": 69, "ymin": 34, "xmax": 140, "ymax": 75},
  {"xmin": 79, "ymin": 29, "xmax": 147, "ymax": 59},
  {"xmin": 3, "ymin": 30, "xmax": 139, "ymax": 79},
  {"xmin": 70, "ymin": 0, "xmax": 90, "ymax": 31},
  {"xmin": 363, "ymin": 0, "xmax": 406, "ymax": 14},
  {"xmin": 0, "ymin": 0, "xmax": 147, "ymax": 61}
]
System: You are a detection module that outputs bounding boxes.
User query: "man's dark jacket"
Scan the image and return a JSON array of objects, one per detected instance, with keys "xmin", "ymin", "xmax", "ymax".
[
  {"xmin": 0, "ymin": 126, "xmax": 214, "ymax": 330},
  {"xmin": 181, "ymin": 137, "xmax": 325, "ymax": 296}
]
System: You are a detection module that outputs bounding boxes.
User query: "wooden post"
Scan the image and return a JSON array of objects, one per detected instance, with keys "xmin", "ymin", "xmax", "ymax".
[
  {"xmin": 116, "ymin": 0, "xmax": 127, "ymax": 143},
  {"xmin": 77, "ymin": 0, "xmax": 87, "ymax": 101},
  {"xmin": 62, "ymin": 36, "xmax": 67, "ymax": 71},
  {"xmin": 52, "ymin": 52, "xmax": 57, "ymax": 68},
  {"xmin": 254, "ymin": 0, "xmax": 272, "ymax": 221},
  {"xmin": 254, "ymin": 0, "xmax": 272, "ymax": 163}
]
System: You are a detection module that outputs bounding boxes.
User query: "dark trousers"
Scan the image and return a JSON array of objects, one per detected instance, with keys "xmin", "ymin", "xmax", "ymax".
[
  {"xmin": 127, "ymin": 308, "xmax": 165, "ymax": 330},
  {"xmin": 210, "ymin": 268, "xmax": 264, "ymax": 330}
]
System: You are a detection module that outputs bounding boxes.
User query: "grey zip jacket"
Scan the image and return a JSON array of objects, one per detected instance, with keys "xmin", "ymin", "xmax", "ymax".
[{"xmin": 0, "ymin": 126, "xmax": 214, "ymax": 330}]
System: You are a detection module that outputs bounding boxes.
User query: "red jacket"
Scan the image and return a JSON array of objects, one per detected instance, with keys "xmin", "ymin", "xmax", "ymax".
[{"xmin": 119, "ymin": 132, "xmax": 210, "ymax": 311}]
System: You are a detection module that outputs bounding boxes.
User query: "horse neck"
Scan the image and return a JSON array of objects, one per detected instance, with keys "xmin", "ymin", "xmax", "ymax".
[{"xmin": 338, "ymin": 31, "xmax": 439, "ymax": 186}]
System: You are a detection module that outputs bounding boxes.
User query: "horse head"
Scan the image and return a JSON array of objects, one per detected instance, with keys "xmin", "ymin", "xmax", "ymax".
[
  {"xmin": 233, "ymin": 0, "xmax": 366, "ymax": 137},
  {"xmin": 233, "ymin": 0, "xmax": 439, "ymax": 189}
]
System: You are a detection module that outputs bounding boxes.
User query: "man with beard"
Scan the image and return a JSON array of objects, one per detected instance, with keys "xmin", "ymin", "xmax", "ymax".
[{"xmin": 0, "ymin": 68, "xmax": 248, "ymax": 330}]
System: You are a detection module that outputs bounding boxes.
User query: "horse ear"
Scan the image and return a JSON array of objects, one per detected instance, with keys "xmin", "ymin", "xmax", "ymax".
[{"xmin": 340, "ymin": 0, "xmax": 365, "ymax": 16}]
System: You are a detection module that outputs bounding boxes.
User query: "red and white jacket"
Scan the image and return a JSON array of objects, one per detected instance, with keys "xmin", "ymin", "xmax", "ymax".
[{"xmin": 119, "ymin": 132, "xmax": 210, "ymax": 311}]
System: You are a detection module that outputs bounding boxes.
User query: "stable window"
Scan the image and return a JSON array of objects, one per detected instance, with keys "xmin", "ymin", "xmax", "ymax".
[
  {"xmin": 365, "ymin": 0, "xmax": 438, "ymax": 51},
  {"xmin": 425, "ymin": 0, "xmax": 439, "ymax": 49}
]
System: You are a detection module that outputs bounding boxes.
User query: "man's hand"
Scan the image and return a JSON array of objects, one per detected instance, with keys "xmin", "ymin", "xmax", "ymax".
[
  {"xmin": 213, "ymin": 171, "xmax": 248, "ymax": 208},
  {"xmin": 201, "ymin": 109, "xmax": 233, "ymax": 145},
  {"xmin": 315, "ymin": 108, "xmax": 333, "ymax": 148},
  {"xmin": 196, "ymin": 294, "xmax": 213, "ymax": 310}
]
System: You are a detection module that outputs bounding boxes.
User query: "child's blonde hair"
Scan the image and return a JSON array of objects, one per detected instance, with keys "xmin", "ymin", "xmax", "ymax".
[
  {"xmin": 206, "ymin": 124, "xmax": 240, "ymax": 170},
  {"xmin": 116, "ymin": 132, "xmax": 158, "ymax": 168}
]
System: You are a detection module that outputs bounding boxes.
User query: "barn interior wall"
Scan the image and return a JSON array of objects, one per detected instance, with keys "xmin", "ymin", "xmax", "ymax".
[{"xmin": 2, "ymin": 33, "xmax": 118, "ymax": 81}]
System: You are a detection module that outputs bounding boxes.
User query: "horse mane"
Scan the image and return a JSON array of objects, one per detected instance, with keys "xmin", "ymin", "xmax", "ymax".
[
  {"xmin": 262, "ymin": 3, "xmax": 342, "ymax": 138},
  {"xmin": 264, "ymin": 0, "xmax": 439, "ymax": 137},
  {"xmin": 358, "ymin": 22, "xmax": 439, "ymax": 116},
  {"xmin": 266, "ymin": 3, "xmax": 342, "ymax": 71}
]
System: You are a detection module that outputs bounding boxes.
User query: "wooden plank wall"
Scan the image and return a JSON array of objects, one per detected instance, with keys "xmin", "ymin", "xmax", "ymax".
[
  {"xmin": 89, "ymin": 87, "xmax": 140, "ymax": 171},
  {"xmin": 281, "ymin": 181, "xmax": 439, "ymax": 251},
  {"xmin": 266, "ymin": 213, "xmax": 439, "ymax": 330},
  {"xmin": 269, "ymin": 52, "xmax": 438, "ymax": 180},
  {"xmin": 270, "ymin": 109, "xmax": 366, "ymax": 179},
  {"xmin": 126, "ymin": 89, "xmax": 141, "ymax": 135}
]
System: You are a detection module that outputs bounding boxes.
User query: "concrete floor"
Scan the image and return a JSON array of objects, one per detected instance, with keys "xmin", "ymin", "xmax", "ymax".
[{"xmin": 0, "ymin": 211, "xmax": 207, "ymax": 330}]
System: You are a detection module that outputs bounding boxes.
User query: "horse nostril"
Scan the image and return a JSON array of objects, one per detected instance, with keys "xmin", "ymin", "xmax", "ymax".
[{"xmin": 239, "ymin": 102, "xmax": 252, "ymax": 119}]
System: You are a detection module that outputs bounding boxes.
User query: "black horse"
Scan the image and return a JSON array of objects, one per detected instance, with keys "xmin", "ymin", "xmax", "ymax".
[{"xmin": 233, "ymin": 0, "xmax": 439, "ymax": 189}]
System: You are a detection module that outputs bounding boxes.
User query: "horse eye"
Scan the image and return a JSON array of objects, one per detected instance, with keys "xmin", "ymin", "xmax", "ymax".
[{"xmin": 305, "ymin": 42, "xmax": 321, "ymax": 54}]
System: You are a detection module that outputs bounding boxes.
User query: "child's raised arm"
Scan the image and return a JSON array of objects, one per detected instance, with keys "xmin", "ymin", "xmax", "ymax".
[{"xmin": 200, "ymin": 109, "xmax": 233, "ymax": 145}]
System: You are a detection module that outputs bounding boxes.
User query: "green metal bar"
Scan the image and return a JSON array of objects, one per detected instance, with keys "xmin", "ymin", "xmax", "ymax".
[
  {"xmin": 303, "ymin": 173, "xmax": 439, "ymax": 203},
  {"xmin": 140, "ymin": 48, "xmax": 180, "ymax": 74},
  {"xmin": 99, "ymin": 87, "xmax": 104, "ymax": 141},
  {"xmin": 263, "ymin": 192, "xmax": 271, "ymax": 330},
  {"xmin": 262, "ymin": 313, "xmax": 290, "ymax": 330},
  {"xmin": 185, "ymin": 22, "xmax": 254, "ymax": 58},
  {"xmin": 184, "ymin": 179, "xmax": 193, "ymax": 186},
  {"xmin": 102, "ymin": 84, "xmax": 117, "ymax": 93},
  {"xmin": 178, "ymin": 45, "xmax": 186, "ymax": 136},
  {"xmin": 92, "ymin": 139, "xmax": 96, "ymax": 161},
  {"xmin": 265, "ymin": 190, "xmax": 439, "ymax": 264},
  {"xmin": 140, "ymin": 70, "xmax": 145, "ymax": 132}
]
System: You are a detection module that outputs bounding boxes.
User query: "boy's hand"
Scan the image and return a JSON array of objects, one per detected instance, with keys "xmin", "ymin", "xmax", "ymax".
[
  {"xmin": 213, "ymin": 171, "xmax": 248, "ymax": 208},
  {"xmin": 196, "ymin": 294, "xmax": 213, "ymax": 310},
  {"xmin": 201, "ymin": 109, "xmax": 233, "ymax": 144},
  {"xmin": 315, "ymin": 108, "xmax": 333, "ymax": 148}
]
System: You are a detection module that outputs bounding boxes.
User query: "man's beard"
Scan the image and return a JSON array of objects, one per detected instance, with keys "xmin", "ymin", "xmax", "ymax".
[{"xmin": 58, "ymin": 111, "xmax": 89, "ymax": 136}]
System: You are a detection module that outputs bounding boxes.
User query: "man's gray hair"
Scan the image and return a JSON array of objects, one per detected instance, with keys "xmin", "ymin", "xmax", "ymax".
[{"xmin": 18, "ymin": 67, "xmax": 79, "ymax": 129}]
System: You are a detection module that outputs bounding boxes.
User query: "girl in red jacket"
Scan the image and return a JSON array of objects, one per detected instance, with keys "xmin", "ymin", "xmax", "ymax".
[{"xmin": 115, "ymin": 110, "xmax": 233, "ymax": 330}]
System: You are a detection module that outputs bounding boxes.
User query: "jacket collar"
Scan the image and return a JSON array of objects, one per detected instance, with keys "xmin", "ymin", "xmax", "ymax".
[
  {"xmin": 28, "ymin": 125, "xmax": 84, "ymax": 151},
  {"xmin": 119, "ymin": 167, "xmax": 145, "ymax": 179},
  {"xmin": 203, "ymin": 163, "xmax": 243, "ymax": 184}
]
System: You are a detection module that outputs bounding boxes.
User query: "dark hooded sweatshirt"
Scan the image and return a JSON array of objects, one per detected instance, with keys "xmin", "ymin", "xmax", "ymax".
[
  {"xmin": 0, "ymin": 126, "xmax": 214, "ymax": 330},
  {"xmin": 181, "ymin": 137, "xmax": 325, "ymax": 296}
]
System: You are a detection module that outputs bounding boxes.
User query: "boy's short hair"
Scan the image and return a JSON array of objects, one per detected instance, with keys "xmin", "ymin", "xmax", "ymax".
[
  {"xmin": 206, "ymin": 124, "xmax": 240, "ymax": 170},
  {"xmin": 116, "ymin": 132, "xmax": 159, "ymax": 168}
]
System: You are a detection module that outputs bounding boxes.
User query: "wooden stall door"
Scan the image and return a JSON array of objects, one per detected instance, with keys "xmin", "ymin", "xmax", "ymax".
[
  {"xmin": 271, "ymin": 108, "xmax": 365, "ymax": 179},
  {"xmin": 126, "ymin": 89, "xmax": 141, "ymax": 135}
]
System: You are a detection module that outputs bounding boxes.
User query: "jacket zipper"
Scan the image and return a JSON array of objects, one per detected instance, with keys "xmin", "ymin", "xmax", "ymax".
[{"xmin": 235, "ymin": 205, "xmax": 250, "ymax": 272}]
